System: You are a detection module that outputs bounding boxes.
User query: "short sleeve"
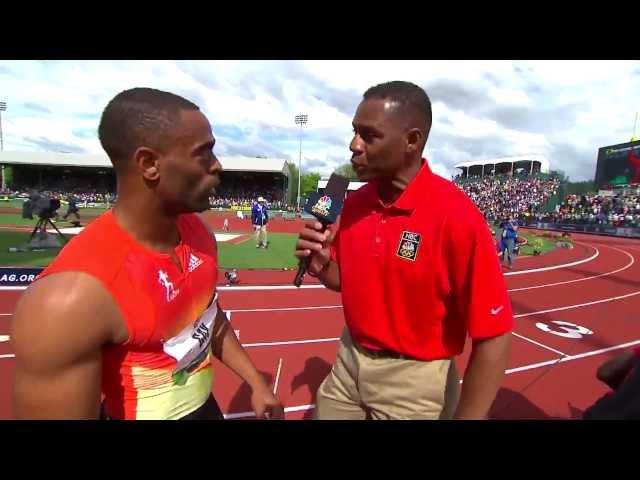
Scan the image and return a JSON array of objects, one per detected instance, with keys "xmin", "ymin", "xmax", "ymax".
[{"xmin": 447, "ymin": 205, "xmax": 514, "ymax": 339}]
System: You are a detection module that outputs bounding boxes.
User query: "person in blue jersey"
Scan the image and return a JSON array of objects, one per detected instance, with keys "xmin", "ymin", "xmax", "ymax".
[
  {"xmin": 499, "ymin": 216, "xmax": 518, "ymax": 269},
  {"xmin": 252, "ymin": 196, "xmax": 269, "ymax": 248}
]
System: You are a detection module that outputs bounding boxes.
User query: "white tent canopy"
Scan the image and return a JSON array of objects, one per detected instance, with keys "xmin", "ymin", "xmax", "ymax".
[
  {"xmin": 0, "ymin": 151, "xmax": 289, "ymax": 174},
  {"xmin": 454, "ymin": 154, "xmax": 550, "ymax": 178}
]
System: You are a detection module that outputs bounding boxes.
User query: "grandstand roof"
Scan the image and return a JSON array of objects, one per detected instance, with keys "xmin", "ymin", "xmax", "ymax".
[
  {"xmin": 0, "ymin": 151, "xmax": 289, "ymax": 175},
  {"xmin": 454, "ymin": 154, "xmax": 550, "ymax": 173}
]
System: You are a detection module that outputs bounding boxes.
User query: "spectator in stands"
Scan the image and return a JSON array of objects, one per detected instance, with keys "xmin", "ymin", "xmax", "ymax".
[
  {"xmin": 251, "ymin": 196, "xmax": 269, "ymax": 248},
  {"xmin": 455, "ymin": 174, "xmax": 560, "ymax": 224},
  {"xmin": 547, "ymin": 191, "xmax": 640, "ymax": 227}
]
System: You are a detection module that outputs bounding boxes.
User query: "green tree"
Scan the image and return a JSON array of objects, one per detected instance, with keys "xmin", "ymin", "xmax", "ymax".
[
  {"xmin": 333, "ymin": 163, "xmax": 358, "ymax": 180},
  {"xmin": 301, "ymin": 172, "xmax": 321, "ymax": 197},
  {"xmin": 549, "ymin": 169, "xmax": 568, "ymax": 182},
  {"xmin": 566, "ymin": 180, "xmax": 596, "ymax": 195},
  {"xmin": 1, "ymin": 165, "xmax": 12, "ymax": 188},
  {"xmin": 287, "ymin": 161, "xmax": 299, "ymax": 205}
]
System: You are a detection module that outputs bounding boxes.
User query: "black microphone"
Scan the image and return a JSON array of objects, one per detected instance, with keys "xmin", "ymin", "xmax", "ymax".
[{"xmin": 294, "ymin": 173, "xmax": 350, "ymax": 287}]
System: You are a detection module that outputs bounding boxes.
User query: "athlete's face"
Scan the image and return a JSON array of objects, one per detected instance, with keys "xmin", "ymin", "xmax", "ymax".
[{"xmin": 157, "ymin": 110, "xmax": 222, "ymax": 214}]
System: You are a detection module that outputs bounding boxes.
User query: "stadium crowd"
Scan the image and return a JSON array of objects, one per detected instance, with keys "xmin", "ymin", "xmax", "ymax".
[
  {"xmin": 2, "ymin": 187, "xmax": 115, "ymax": 206},
  {"xmin": 2, "ymin": 185, "xmax": 292, "ymax": 211},
  {"xmin": 209, "ymin": 185, "xmax": 289, "ymax": 210},
  {"xmin": 5, "ymin": 172, "xmax": 639, "ymax": 227},
  {"xmin": 538, "ymin": 191, "xmax": 640, "ymax": 227},
  {"xmin": 455, "ymin": 174, "xmax": 562, "ymax": 223}
]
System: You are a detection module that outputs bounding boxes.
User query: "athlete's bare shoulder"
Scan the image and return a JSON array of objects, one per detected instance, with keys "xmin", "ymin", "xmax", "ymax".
[
  {"xmin": 12, "ymin": 271, "xmax": 127, "ymax": 370},
  {"xmin": 11, "ymin": 271, "xmax": 127, "ymax": 418}
]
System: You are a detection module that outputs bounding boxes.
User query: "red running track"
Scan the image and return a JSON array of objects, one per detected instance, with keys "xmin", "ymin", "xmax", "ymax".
[{"xmin": 1, "ymin": 232, "xmax": 640, "ymax": 420}]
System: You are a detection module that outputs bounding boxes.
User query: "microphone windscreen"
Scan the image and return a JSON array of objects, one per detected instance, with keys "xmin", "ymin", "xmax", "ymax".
[{"xmin": 303, "ymin": 173, "xmax": 349, "ymax": 224}]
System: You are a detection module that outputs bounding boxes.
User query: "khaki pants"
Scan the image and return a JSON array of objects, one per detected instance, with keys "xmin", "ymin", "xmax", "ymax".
[
  {"xmin": 315, "ymin": 328, "xmax": 460, "ymax": 420},
  {"xmin": 254, "ymin": 225, "xmax": 267, "ymax": 246}
]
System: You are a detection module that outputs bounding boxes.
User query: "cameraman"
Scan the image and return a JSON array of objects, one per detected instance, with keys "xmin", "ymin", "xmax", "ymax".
[{"xmin": 63, "ymin": 194, "xmax": 80, "ymax": 224}]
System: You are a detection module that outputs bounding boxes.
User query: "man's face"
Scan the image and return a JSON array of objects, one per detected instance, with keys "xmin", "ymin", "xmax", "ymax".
[
  {"xmin": 156, "ymin": 110, "xmax": 222, "ymax": 214},
  {"xmin": 349, "ymin": 98, "xmax": 408, "ymax": 182}
]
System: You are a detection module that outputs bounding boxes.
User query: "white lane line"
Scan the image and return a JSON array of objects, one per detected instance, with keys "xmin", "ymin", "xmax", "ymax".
[
  {"xmin": 0, "ymin": 335, "xmax": 9, "ymax": 343},
  {"xmin": 0, "ymin": 284, "xmax": 328, "ymax": 292},
  {"xmin": 224, "ymin": 403, "xmax": 316, "ymax": 420},
  {"xmin": 514, "ymin": 288, "xmax": 640, "ymax": 319},
  {"xmin": 505, "ymin": 339, "xmax": 640, "ymax": 375},
  {"xmin": 0, "ymin": 245, "xmax": 601, "ymax": 293},
  {"xmin": 273, "ymin": 358, "xmax": 283, "ymax": 395},
  {"xmin": 504, "ymin": 242, "xmax": 599, "ymax": 276},
  {"xmin": 229, "ymin": 305, "xmax": 342, "ymax": 313},
  {"xmin": 219, "ymin": 284, "xmax": 325, "ymax": 291},
  {"xmin": 0, "ymin": 336, "xmax": 333, "ymax": 359},
  {"xmin": 242, "ymin": 337, "xmax": 340, "ymax": 348},
  {"xmin": 0, "ymin": 305, "xmax": 342, "ymax": 317},
  {"xmin": 511, "ymin": 332, "xmax": 568, "ymax": 356},
  {"xmin": 0, "ymin": 354, "xmax": 14, "ymax": 359},
  {"xmin": 508, "ymin": 246, "xmax": 635, "ymax": 292},
  {"xmin": 223, "ymin": 338, "xmax": 640, "ymax": 420}
]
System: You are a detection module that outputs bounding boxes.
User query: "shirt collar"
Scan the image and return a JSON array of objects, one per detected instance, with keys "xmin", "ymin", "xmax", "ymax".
[{"xmin": 366, "ymin": 159, "xmax": 433, "ymax": 213}]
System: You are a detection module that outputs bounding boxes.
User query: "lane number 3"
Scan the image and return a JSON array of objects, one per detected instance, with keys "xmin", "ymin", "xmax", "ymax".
[{"xmin": 535, "ymin": 320, "xmax": 594, "ymax": 339}]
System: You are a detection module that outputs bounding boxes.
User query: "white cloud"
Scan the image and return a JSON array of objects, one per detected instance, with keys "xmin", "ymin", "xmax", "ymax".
[
  {"xmin": 0, "ymin": 60, "xmax": 639, "ymax": 180},
  {"xmin": 488, "ymin": 87, "xmax": 532, "ymax": 107}
]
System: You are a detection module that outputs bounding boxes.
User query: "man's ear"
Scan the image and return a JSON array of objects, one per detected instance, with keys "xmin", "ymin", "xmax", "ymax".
[
  {"xmin": 134, "ymin": 147, "xmax": 160, "ymax": 181},
  {"xmin": 406, "ymin": 128, "xmax": 425, "ymax": 155}
]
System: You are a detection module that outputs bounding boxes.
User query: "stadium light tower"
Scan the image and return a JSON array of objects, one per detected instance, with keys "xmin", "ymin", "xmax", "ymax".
[
  {"xmin": 294, "ymin": 113, "xmax": 308, "ymax": 211},
  {"xmin": 0, "ymin": 101, "xmax": 6, "ymax": 191},
  {"xmin": 0, "ymin": 101, "xmax": 6, "ymax": 152}
]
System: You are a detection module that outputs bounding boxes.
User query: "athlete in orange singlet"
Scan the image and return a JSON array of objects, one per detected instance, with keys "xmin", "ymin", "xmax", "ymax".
[{"xmin": 11, "ymin": 88, "xmax": 284, "ymax": 420}]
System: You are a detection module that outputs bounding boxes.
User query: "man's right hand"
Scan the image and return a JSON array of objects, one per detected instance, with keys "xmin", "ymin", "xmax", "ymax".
[{"xmin": 294, "ymin": 220, "xmax": 334, "ymax": 276}]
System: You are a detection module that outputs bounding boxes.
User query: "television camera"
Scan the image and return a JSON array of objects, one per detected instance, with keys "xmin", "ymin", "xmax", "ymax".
[{"xmin": 22, "ymin": 192, "xmax": 67, "ymax": 245}]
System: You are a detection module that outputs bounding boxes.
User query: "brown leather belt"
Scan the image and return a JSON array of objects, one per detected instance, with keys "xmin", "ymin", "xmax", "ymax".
[{"xmin": 353, "ymin": 341, "xmax": 415, "ymax": 361}]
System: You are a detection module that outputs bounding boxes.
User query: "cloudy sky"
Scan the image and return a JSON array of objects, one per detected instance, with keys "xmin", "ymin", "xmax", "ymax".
[{"xmin": 1, "ymin": 60, "xmax": 639, "ymax": 181}]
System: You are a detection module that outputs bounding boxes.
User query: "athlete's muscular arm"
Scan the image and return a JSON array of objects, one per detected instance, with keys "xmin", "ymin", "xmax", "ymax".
[
  {"xmin": 211, "ymin": 309, "xmax": 284, "ymax": 419},
  {"xmin": 197, "ymin": 214, "xmax": 284, "ymax": 419},
  {"xmin": 11, "ymin": 272, "xmax": 126, "ymax": 419}
]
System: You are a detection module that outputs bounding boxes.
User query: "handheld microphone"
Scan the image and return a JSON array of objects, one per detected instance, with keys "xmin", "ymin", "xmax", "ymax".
[{"xmin": 293, "ymin": 173, "xmax": 349, "ymax": 287}]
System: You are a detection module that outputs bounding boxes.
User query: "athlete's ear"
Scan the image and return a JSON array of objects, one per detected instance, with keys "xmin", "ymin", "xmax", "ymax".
[{"xmin": 134, "ymin": 147, "xmax": 160, "ymax": 181}]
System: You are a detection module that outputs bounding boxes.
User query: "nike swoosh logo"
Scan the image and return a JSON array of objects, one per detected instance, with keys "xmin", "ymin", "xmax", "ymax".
[{"xmin": 491, "ymin": 306, "xmax": 504, "ymax": 315}]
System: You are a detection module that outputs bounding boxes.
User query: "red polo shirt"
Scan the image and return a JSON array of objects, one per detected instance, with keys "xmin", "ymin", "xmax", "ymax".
[{"xmin": 331, "ymin": 160, "xmax": 514, "ymax": 361}]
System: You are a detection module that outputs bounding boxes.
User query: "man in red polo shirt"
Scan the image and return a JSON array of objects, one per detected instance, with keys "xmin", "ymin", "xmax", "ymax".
[{"xmin": 295, "ymin": 81, "xmax": 513, "ymax": 420}]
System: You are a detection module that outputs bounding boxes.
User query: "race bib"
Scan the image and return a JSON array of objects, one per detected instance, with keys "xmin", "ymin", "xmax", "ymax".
[{"xmin": 163, "ymin": 293, "xmax": 219, "ymax": 385}]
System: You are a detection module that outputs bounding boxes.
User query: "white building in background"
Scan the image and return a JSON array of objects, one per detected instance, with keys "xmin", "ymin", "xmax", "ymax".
[{"xmin": 454, "ymin": 154, "xmax": 550, "ymax": 179}]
